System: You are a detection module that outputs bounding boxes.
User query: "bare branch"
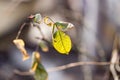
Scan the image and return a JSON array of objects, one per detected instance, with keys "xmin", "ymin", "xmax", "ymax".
[
  {"xmin": 47, "ymin": 61, "xmax": 118, "ymax": 72},
  {"xmin": 115, "ymin": 57, "xmax": 120, "ymax": 72},
  {"xmin": 14, "ymin": 69, "xmax": 33, "ymax": 76},
  {"xmin": 110, "ymin": 49, "xmax": 119, "ymax": 80},
  {"xmin": 16, "ymin": 23, "xmax": 26, "ymax": 39},
  {"xmin": 14, "ymin": 61, "xmax": 120, "ymax": 76},
  {"xmin": 110, "ymin": 35, "xmax": 119, "ymax": 80}
]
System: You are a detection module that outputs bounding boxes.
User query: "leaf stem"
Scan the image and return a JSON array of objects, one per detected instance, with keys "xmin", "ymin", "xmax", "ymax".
[
  {"xmin": 36, "ymin": 25, "xmax": 45, "ymax": 40},
  {"xmin": 44, "ymin": 16, "xmax": 55, "ymax": 23},
  {"xmin": 16, "ymin": 23, "xmax": 26, "ymax": 39}
]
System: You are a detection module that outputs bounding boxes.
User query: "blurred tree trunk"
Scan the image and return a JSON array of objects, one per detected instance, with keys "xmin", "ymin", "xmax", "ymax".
[{"xmin": 77, "ymin": 0, "xmax": 99, "ymax": 80}]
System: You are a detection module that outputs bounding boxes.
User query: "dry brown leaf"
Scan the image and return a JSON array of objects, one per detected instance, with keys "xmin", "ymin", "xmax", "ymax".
[
  {"xmin": 44, "ymin": 16, "xmax": 54, "ymax": 27},
  {"xmin": 13, "ymin": 39, "xmax": 29, "ymax": 61}
]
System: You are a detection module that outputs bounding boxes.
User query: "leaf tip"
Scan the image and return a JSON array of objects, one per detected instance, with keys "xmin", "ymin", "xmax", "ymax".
[
  {"xmin": 66, "ymin": 53, "xmax": 69, "ymax": 55},
  {"xmin": 31, "ymin": 62, "xmax": 38, "ymax": 72},
  {"xmin": 22, "ymin": 54, "xmax": 30, "ymax": 61},
  {"xmin": 42, "ymin": 47, "xmax": 49, "ymax": 52},
  {"xmin": 39, "ymin": 42, "xmax": 49, "ymax": 52}
]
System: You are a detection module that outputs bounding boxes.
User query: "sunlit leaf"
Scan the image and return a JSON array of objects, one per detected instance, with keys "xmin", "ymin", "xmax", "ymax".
[
  {"xmin": 44, "ymin": 16, "xmax": 54, "ymax": 27},
  {"xmin": 31, "ymin": 51, "xmax": 48, "ymax": 80},
  {"xmin": 13, "ymin": 39, "xmax": 29, "ymax": 61},
  {"xmin": 34, "ymin": 14, "xmax": 42, "ymax": 24},
  {"xmin": 54, "ymin": 22, "xmax": 74, "ymax": 31},
  {"xmin": 39, "ymin": 42, "xmax": 49, "ymax": 52},
  {"xmin": 52, "ymin": 30, "xmax": 72, "ymax": 54}
]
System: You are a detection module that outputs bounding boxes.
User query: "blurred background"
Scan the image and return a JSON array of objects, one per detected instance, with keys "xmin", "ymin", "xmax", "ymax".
[{"xmin": 0, "ymin": 0, "xmax": 120, "ymax": 80}]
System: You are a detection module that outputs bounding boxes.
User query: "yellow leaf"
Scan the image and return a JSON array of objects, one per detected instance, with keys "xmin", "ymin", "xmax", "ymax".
[
  {"xmin": 13, "ymin": 39, "xmax": 29, "ymax": 61},
  {"xmin": 52, "ymin": 30, "xmax": 72, "ymax": 54}
]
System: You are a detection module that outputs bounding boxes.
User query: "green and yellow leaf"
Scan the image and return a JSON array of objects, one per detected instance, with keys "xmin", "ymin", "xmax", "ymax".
[
  {"xmin": 54, "ymin": 22, "xmax": 74, "ymax": 31},
  {"xmin": 52, "ymin": 30, "xmax": 72, "ymax": 54},
  {"xmin": 31, "ymin": 51, "xmax": 48, "ymax": 80}
]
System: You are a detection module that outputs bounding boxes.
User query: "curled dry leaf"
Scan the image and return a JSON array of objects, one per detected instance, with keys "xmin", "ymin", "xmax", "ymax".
[
  {"xmin": 13, "ymin": 39, "xmax": 29, "ymax": 61},
  {"xmin": 44, "ymin": 16, "xmax": 54, "ymax": 27}
]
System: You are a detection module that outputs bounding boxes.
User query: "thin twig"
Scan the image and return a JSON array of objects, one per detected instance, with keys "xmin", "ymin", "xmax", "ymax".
[
  {"xmin": 16, "ymin": 23, "xmax": 26, "ymax": 39},
  {"xmin": 14, "ymin": 61, "xmax": 120, "ymax": 76},
  {"xmin": 115, "ymin": 57, "xmax": 120, "ymax": 72},
  {"xmin": 110, "ymin": 35, "xmax": 119, "ymax": 80},
  {"xmin": 35, "ymin": 25, "xmax": 45, "ymax": 40},
  {"xmin": 14, "ymin": 69, "xmax": 33, "ymax": 76},
  {"xmin": 33, "ymin": 23, "xmax": 50, "ymax": 43},
  {"xmin": 110, "ymin": 49, "xmax": 119, "ymax": 80},
  {"xmin": 47, "ymin": 61, "xmax": 119, "ymax": 72},
  {"xmin": 43, "ymin": 16, "xmax": 55, "ymax": 23},
  {"xmin": 34, "ymin": 24, "xmax": 50, "ymax": 51}
]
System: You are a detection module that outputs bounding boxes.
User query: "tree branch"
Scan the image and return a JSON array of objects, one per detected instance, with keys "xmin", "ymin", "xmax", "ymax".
[
  {"xmin": 14, "ymin": 61, "xmax": 120, "ymax": 76},
  {"xmin": 47, "ymin": 61, "xmax": 118, "ymax": 72}
]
